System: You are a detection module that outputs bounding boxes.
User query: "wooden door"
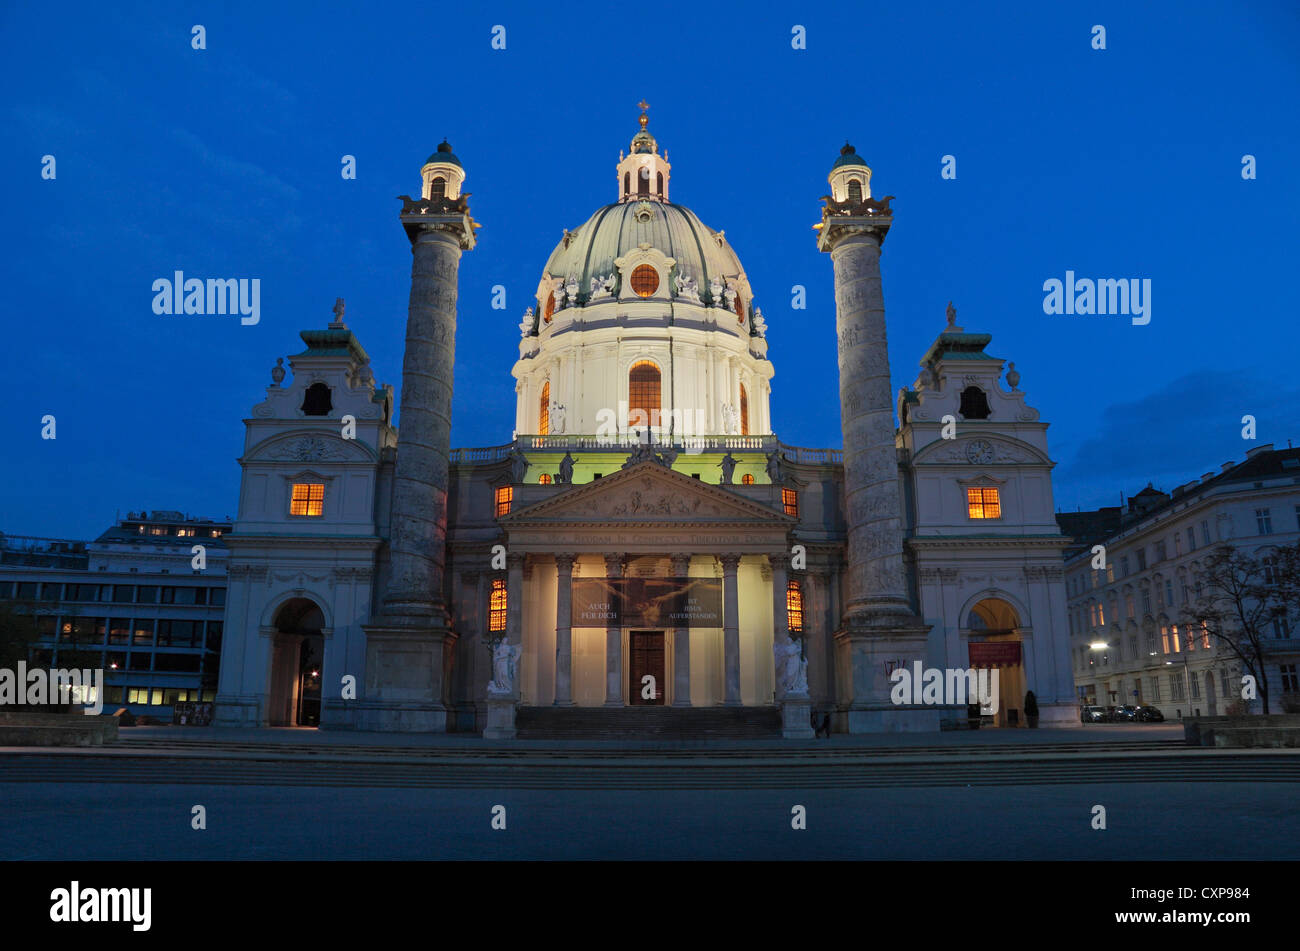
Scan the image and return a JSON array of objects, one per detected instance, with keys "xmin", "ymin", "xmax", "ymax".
[{"xmin": 629, "ymin": 631, "xmax": 665, "ymax": 705}]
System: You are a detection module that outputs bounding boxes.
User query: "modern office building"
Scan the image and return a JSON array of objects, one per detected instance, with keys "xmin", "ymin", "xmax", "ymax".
[{"xmin": 0, "ymin": 511, "xmax": 230, "ymax": 719}]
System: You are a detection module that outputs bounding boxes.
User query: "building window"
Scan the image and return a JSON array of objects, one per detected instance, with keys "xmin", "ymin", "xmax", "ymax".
[
  {"xmin": 734, "ymin": 294, "xmax": 745, "ymax": 322},
  {"xmin": 656, "ymin": 171, "xmax": 664, "ymax": 196},
  {"xmin": 1256, "ymin": 508, "xmax": 1273, "ymax": 534},
  {"xmin": 966, "ymin": 487, "xmax": 1001, "ymax": 519},
  {"xmin": 741, "ymin": 474, "xmax": 755, "ymax": 485},
  {"xmin": 1161, "ymin": 626, "xmax": 1170, "ymax": 654},
  {"xmin": 623, "ymin": 171, "xmax": 630, "ymax": 197},
  {"xmin": 1281, "ymin": 665, "xmax": 1299, "ymax": 693},
  {"xmin": 847, "ymin": 179, "xmax": 863, "ymax": 202},
  {"xmin": 1155, "ymin": 540, "xmax": 1167, "ymax": 561},
  {"xmin": 538, "ymin": 381, "xmax": 550, "ymax": 435},
  {"xmin": 628, "ymin": 360, "xmax": 661, "ymax": 426},
  {"xmin": 958, "ymin": 386, "xmax": 991, "ymax": 420},
  {"xmin": 1129, "ymin": 634, "xmax": 1138, "ymax": 659},
  {"xmin": 1136, "ymin": 549, "xmax": 1147, "ymax": 570},
  {"xmin": 1165, "ymin": 579, "xmax": 1175, "ymax": 607},
  {"xmin": 430, "ymin": 176, "xmax": 446, "ymax": 200},
  {"xmin": 177, "ymin": 528, "xmax": 195, "ymax": 537},
  {"xmin": 1171, "ymin": 625, "xmax": 1181, "ymax": 653},
  {"xmin": 301, "ymin": 382, "xmax": 333, "ymax": 416},
  {"xmin": 739, "ymin": 385, "xmax": 750, "ymax": 436},
  {"xmin": 544, "ymin": 291, "xmax": 555, "ymax": 323},
  {"xmin": 494, "ymin": 486, "xmax": 513, "ymax": 518},
  {"xmin": 1190, "ymin": 673, "xmax": 1200, "ymax": 699},
  {"xmin": 1126, "ymin": 596, "xmax": 1135, "ymax": 619},
  {"xmin": 489, "ymin": 579, "xmax": 507, "ymax": 633},
  {"xmin": 539, "ymin": 473, "xmax": 552, "ymax": 485},
  {"xmin": 1151, "ymin": 677, "xmax": 1161, "ymax": 702},
  {"xmin": 1273, "ymin": 616, "xmax": 1291, "ymax": 638},
  {"xmin": 786, "ymin": 580, "xmax": 804, "ymax": 635},
  {"xmin": 782, "ymin": 488, "xmax": 799, "ymax": 518},
  {"xmin": 630, "ymin": 264, "xmax": 659, "ymax": 297},
  {"xmin": 290, "ymin": 483, "xmax": 325, "ymax": 517},
  {"xmin": 1220, "ymin": 669, "xmax": 1232, "ymax": 697},
  {"xmin": 1201, "ymin": 520, "xmax": 1211, "ymax": 546},
  {"xmin": 1186, "ymin": 528, "xmax": 1196, "ymax": 552}
]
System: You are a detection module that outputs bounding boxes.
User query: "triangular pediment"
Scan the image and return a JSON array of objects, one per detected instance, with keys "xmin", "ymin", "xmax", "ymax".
[{"xmin": 501, "ymin": 461, "xmax": 793, "ymax": 525}]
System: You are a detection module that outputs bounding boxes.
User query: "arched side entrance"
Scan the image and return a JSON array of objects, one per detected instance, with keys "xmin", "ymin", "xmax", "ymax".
[
  {"xmin": 965, "ymin": 596, "xmax": 1025, "ymax": 728},
  {"xmin": 268, "ymin": 598, "xmax": 325, "ymax": 727}
]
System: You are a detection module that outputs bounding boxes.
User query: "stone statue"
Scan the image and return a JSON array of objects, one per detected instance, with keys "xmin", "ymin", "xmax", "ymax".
[
  {"xmin": 357, "ymin": 362, "xmax": 374, "ymax": 387},
  {"xmin": 656, "ymin": 446, "xmax": 678, "ymax": 468},
  {"xmin": 945, "ymin": 300, "xmax": 957, "ymax": 328},
  {"xmin": 549, "ymin": 400, "xmax": 566, "ymax": 434},
  {"xmin": 919, "ymin": 364, "xmax": 937, "ymax": 390},
  {"xmin": 331, "ymin": 297, "xmax": 346, "ymax": 329},
  {"xmin": 708, "ymin": 276, "xmax": 724, "ymax": 305},
  {"xmin": 718, "ymin": 451, "xmax": 738, "ymax": 485},
  {"xmin": 765, "ymin": 449, "xmax": 785, "ymax": 485},
  {"xmin": 270, "ymin": 357, "xmax": 285, "ymax": 386},
  {"xmin": 557, "ymin": 452, "xmax": 577, "ymax": 484},
  {"xmin": 622, "ymin": 442, "xmax": 658, "ymax": 469},
  {"xmin": 752, "ymin": 307, "xmax": 767, "ymax": 336},
  {"xmin": 553, "ymin": 281, "xmax": 566, "ymax": 311},
  {"xmin": 487, "ymin": 639, "xmax": 521, "ymax": 696},
  {"xmin": 721, "ymin": 402, "xmax": 738, "ymax": 435},
  {"xmin": 589, "ymin": 275, "xmax": 603, "ymax": 298},
  {"xmin": 564, "ymin": 274, "xmax": 580, "ymax": 305},
  {"xmin": 1005, "ymin": 362, "xmax": 1021, "ymax": 390},
  {"xmin": 507, "ymin": 446, "xmax": 529, "ymax": 483},
  {"xmin": 774, "ymin": 640, "xmax": 809, "ymax": 697},
  {"xmin": 519, "ymin": 307, "xmax": 535, "ymax": 337},
  {"xmin": 674, "ymin": 270, "xmax": 700, "ymax": 302}
]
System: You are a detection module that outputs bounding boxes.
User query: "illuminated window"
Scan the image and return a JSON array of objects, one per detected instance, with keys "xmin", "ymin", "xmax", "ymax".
[
  {"xmin": 847, "ymin": 179, "xmax": 863, "ymax": 202},
  {"xmin": 1161, "ymin": 626, "xmax": 1170, "ymax": 653},
  {"xmin": 623, "ymin": 171, "xmax": 630, "ymax": 197},
  {"xmin": 544, "ymin": 291, "xmax": 555, "ymax": 323},
  {"xmin": 290, "ymin": 483, "xmax": 325, "ymax": 516},
  {"xmin": 430, "ymin": 176, "xmax": 446, "ymax": 200},
  {"xmin": 966, "ymin": 487, "xmax": 1000, "ymax": 519},
  {"xmin": 539, "ymin": 381, "xmax": 550, "ymax": 435},
  {"xmin": 656, "ymin": 171, "xmax": 664, "ymax": 196},
  {"xmin": 734, "ymin": 294, "xmax": 745, "ymax": 322},
  {"xmin": 786, "ymin": 580, "xmax": 804, "ymax": 635},
  {"xmin": 741, "ymin": 473, "xmax": 755, "ymax": 485},
  {"xmin": 1171, "ymin": 625, "xmax": 1181, "ymax": 653},
  {"xmin": 489, "ymin": 578, "xmax": 507, "ymax": 633},
  {"xmin": 630, "ymin": 265, "xmax": 659, "ymax": 297},
  {"xmin": 740, "ymin": 385, "xmax": 750, "ymax": 435},
  {"xmin": 177, "ymin": 528, "xmax": 195, "ymax": 537},
  {"xmin": 494, "ymin": 486, "xmax": 513, "ymax": 518},
  {"xmin": 782, "ymin": 488, "xmax": 799, "ymax": 518},
  {"xmin": 628, "ymin": 360, "xmax": 660, "ymax": 426},
  {"xmin": 539, "ymin": 474, "xmax": 552, "ymax": 485}
]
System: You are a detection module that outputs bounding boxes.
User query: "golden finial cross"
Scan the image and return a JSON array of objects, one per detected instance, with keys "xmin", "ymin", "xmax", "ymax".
[{"xmin": 637, "ymin": 99, "xmax": 650, "ymax": 128}]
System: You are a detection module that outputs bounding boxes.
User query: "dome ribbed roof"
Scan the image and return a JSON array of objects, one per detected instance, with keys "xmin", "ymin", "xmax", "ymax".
[{"xmin": 543, "ymin": 201, "xmax": 744, "ymax": 293}]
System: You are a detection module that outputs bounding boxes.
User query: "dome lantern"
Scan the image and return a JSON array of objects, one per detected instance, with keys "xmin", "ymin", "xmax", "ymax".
[
  {"xmin": 616, "ymin": 100, "xmax": 671, "ymax": 203},
  {"xmin": 421, "ymin": 139, "xmax": 465, "ymax": 202},
  {"xmin": 827, "ymin": 142, "xmax": 872, "ymax": 203}
]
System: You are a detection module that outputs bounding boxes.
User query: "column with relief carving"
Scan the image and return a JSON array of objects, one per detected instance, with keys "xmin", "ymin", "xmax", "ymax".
[
  {"xmin": 360, "ymin": 163, "xmax": 477, "ymax": 733},
  {"xmin": 817, "ymin": 148, "xmax": 935, "ymax": 732}
]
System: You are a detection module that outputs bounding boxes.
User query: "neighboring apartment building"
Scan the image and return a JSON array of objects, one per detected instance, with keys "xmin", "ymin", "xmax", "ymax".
[
  {"xmin": 0, "ymin": 511, "xmax": 230, "ymax": 718},
  {"xmin": 1058, "ymin": 443, "xmax": 1300, "ymax": 719}
]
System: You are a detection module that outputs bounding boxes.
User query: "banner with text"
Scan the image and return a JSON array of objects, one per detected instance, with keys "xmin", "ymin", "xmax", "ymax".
[{"xmin": 571, "ymin": 577, "xmax": 722, "ymax": 629}]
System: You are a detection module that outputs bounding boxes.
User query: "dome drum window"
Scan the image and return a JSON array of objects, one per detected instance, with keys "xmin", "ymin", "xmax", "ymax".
[
  {"xmin": 543, "ymin": 291, "xmax": 556, "ymax": 323},
  {"xmin": 630, "ymin": 265, "xmax": 659, "ymax": 298}
]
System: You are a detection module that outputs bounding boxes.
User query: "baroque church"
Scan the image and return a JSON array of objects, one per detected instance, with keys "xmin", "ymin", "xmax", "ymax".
[{"xmin": 213, "ymin": 109, "xmax": 1079, "ymax": 736}]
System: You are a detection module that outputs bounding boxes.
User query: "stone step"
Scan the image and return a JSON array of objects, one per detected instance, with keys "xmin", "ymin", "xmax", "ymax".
[{"xmin": 515, "ymin": 705, "xmax": 782, "ymax": 739}]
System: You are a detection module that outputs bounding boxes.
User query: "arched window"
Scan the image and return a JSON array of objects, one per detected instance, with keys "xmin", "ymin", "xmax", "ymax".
[
  {"xmin": 739, "ymin": 384, "xmax": 750, "ymax": 436},
  {"xmin": 637, "ymin": 167, "xmax": 650, "ymax": 197},
  {"xmin": 301, "ymin": 382, "xmax": 332, "ymax": 416},
  {"xmin": 623, "ymin": 171, "xmax": 630, "ymax": 197},
  {"xmin": 656, "ymin": 171, "xmax": 663, "ymax": 196},
  {"xmin": 786, "ymin": 580, "xmax": 805, "ymax": 635},
  {"xmin": 544, "ymin": 291, "xmax": 555, "ymax": 323},
  {"xmin": 430, "ymin": 176, "xmax": 446, "ymax": 200},
  {"xmin": 847, "ymin": 179, "xmax": 862, "ymax": 202},
  {"xmin": 734, "ymin": 294, "xmax": 745, "ymax": 322},
  {"xmin": 628, "ymin": 360, "xmax": 661, "ymax": 428},
  {"xmin": 959, "ymin": 386, "xmax": 991, "ymax": 419},
  {"xmin": 630, "ymin": 265, "xmax": 659, "ymax": 297},
  {"xmin": 489, "ymin": 579, "xmax": 507, "ymax": 633},
  {"xmin": 741, "ymin": 473, "xmax": 755, "ymax": 485},
  {"xmin": 538, "ymin": 381, "xmax": 550, "ymax": 435}
]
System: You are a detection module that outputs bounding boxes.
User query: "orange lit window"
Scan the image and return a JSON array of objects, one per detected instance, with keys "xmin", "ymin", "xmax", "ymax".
[
  {"xmin": 630, "ymin": 265, "xmax": 659, "ymax": 297},
  {"xmin": 290, "ymin": 483, "xmax": 324, "ymax": 517},
  {"xmin": 786, "ymin": 580, "xmax": 804, "ymax": 635},
  {"xmin": 539, "ymin": 474, "xmax": 552, "ymax": 485},
  {"xmin": 628, "ymin": 360, "xmax": 660, "ymax": 426},
  {"xmin": 740, "ymin": 384, "xmax": 750, "ymax": 436},
  {"xmin": 782, "ymin": 488, "xmax": 799, "ymax": 518},
  {"xmin": 1200, "ymin": 621, "xmax": 1210, "ymax": 650},
  {"xmin": 1171, "ymin": 625, "xmax": 1181, "ymax": 653},
  {"xmin": 847, "ymin": 179, "xmax": 863, "ymax": 202},
  {"xmin": 544, "ymin": 291, "xmax": 555, "ymax": 323},
  {"xmin": 494, "ymin": 486, "xmax": 513, "ymax": 518},
  {"xmin": 741, "ymin": 474, "xmax": 755, "ymax": 485},
  {"xmin": 734, "ymin": 294, "xmax": 745, "ymax": 322},
  {"xmin": 489, "ymin": 579, "xmax": 507, "ymax": 633},
  {"xmin": 539, "ymin": 381, "xmax": 550, "ymax": 435},
  {"xmin": 966, "ymin": 487, "xmax": 1000, "ymax": 519}
]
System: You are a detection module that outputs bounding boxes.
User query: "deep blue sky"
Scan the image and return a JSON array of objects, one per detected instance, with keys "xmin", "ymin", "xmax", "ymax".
[{"xmin": 3, "ymin": 1, "xmax": 1298, "ymax": 539}]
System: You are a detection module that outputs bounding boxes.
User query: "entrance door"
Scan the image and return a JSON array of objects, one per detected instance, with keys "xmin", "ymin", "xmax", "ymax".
[{"xmin": 629, "ymin": 631, "xmax": 665, "ymax": 705}]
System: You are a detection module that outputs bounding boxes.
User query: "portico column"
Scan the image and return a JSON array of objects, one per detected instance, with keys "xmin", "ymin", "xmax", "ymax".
[
  {"xmin": 721, "ymin": 554, "xmax": 742, "ymax": 705},
  {"xmin": 769, "ymin": 552, "xmax": 790, "ymax": 700},
  {"xmin": 604, "ymin": 553, "xmax": 625, "ymax": 706},
  {"xmin": 671, "ymin": 554, "xmax": 692, "ymax": 706},
  {"xmin": 553, "ymin": 553, "xmax": 576, "ymax": 706},
  {"xmin": 506, "ymin": 552, "xmax": 525, "ymax": 701}
]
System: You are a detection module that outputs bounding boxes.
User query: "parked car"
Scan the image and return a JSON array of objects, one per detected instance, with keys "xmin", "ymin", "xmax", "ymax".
[
  {"xmin": 1133, "ymin": 706, "xmax": 1165, "ymax": 722},
  {"xmin": 1080, "ymin": 705, "xmax": 1108, "ymax": 723},
  {"xmin": 1110, "ymin": 705, "xmax": 1137, "ymax": 722}
]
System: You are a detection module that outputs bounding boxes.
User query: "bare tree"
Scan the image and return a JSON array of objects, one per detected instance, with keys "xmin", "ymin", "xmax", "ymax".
[{"xmin": 1180, "ymin": 544, "xmax": 1281, "ymax": 715}]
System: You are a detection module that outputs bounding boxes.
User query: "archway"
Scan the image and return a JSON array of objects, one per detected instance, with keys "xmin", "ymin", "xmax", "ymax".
[
  {"xmin": 268, "ymin": 597, "xmax": 325, "ymax": 727},
  {"xmin": 965, "ymin": 597, "xmax": 1025, "ymax": 728}
]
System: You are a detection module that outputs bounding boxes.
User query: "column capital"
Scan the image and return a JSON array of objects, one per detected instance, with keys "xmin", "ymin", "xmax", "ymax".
[
  {"xmin": 506, "ymin": 551, "xmax": 527, "ymax": 571},
  {"xmin": 554, "ymin": 553, "xmax": 577, "ymax": 572},
  {"xmin": 603, "ymin": 553, "xmax": 626, "ymax": 576},
  {"xmin": 719, "ymin": 553, "xmax": 742, "ymax": 572},
  {"xmin": 816, "ymin": 213, "xmax": 891, "ymax": 254},
  {"xmin": 670, "ymin": 554, "xmax": 691, "ymax": 576},
  {"xmin": 768, "ymin": 552, "xmax": 791, "ymax": 572}
]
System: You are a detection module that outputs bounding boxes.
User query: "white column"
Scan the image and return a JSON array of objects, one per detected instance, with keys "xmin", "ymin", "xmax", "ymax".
[{"xmin": 721, "ymin": 554, "xmax": 741, "ymax": 705}]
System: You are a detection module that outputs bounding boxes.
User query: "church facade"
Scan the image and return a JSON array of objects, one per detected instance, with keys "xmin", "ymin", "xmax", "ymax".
[{"xmin": 214, "ymin": 113, "xmax": 1079, "ymax": 735}]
